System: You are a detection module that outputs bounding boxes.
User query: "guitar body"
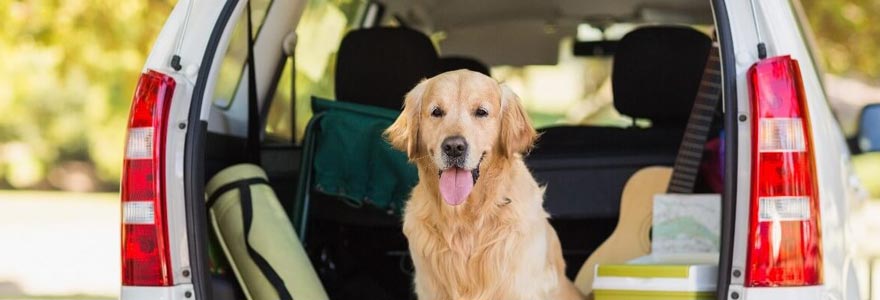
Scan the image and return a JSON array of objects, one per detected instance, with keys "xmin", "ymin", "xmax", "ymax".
[{"xmin": 573, "ymin": 166, "xmax": 673, "ymax": 298}]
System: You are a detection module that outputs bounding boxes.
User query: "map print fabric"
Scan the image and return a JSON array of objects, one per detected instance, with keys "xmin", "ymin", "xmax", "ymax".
[{"xmin": 652, "ymin": 194, "xmax": 721, "ymax": 254}]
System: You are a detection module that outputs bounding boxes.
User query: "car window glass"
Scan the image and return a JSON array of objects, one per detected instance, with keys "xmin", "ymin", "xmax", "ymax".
[
  {"xmin": 492, "ymin": 24, "xmax": 712, "ymax": 129},
  {"xmin": 212, "ymin": 0, "xmax": 273, "ymax": 109},
  {"xmin": 265, "ymin": 58, "xmax": 293, "ymax": 142},
  {"xmin": 265, "ymin": 0, "xmax": 365, "ymax": 143},
  {"xmin": 492, "ymin": 38, "xmax": 631, "ymax": 129}
]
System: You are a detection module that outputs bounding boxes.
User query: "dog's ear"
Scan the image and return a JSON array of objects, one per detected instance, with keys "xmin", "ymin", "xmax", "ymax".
[
  {"xmin": 385, "ymin": 79, "xmax": 428, "ymax": 160},
  {"xmin": 498, "ymin": 84, "xmax": 537, "ymax": 158}
]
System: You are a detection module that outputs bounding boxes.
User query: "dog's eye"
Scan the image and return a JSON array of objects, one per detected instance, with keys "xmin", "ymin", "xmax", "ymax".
[
  {"xmin": 431, "ymin": 107, "xmax": 444, "ymax": 118},
  {"xmin": 475, "ymin": 107, "xmax": 488, "ymax": 118}
]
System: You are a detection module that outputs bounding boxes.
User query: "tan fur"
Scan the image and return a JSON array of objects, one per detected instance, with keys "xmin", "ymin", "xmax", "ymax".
[{"xmin": 385, "ymin": 70, "xmax": 583, "ymax": 300}]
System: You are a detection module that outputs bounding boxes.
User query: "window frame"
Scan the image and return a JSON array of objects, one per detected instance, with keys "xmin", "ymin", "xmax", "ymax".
[{"xmin": 211, "ymin": 0, "xmax": 276, "ymax": 111}]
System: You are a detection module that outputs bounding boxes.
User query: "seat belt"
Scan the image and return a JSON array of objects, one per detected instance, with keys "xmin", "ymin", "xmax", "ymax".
[
  {"xmin": 243, "ymin": 2, "xmax": 292, "ymax": 299},
  {"xmin": 246, "ymin": 0, "xmax": 261, "ymax": 165},
  {"xmin": 667, "ymin": 46, "xmax": 722, "ymax": 194}
]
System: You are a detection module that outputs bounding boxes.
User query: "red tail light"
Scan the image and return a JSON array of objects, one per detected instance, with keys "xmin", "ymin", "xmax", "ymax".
[
  {"xmin": 121, "ymin": 70, "xmax": 175, "ymax": 286},
  {"xmin": 745, "ymin": 56, "xmax": 823, "ymax": 287}
]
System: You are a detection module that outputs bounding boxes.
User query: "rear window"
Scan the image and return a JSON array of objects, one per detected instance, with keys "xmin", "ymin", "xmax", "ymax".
[
  {"xmin": 488, "ymin": 24, "xmax": 637, "ymax": 129},
  {"xmin": 264, "ymin": 0, "xmax": 366, "ymax": 142},
  {"xmin": 211, "ymin": 0, "xmax": 273, "ymax": 109},
  {"xmin": 491, "ymin": 24, "xmax": 713, "ymax": 129},
  {"xmin": 491, "ymin": 38, "xmax": 628, "ymax": 129}
]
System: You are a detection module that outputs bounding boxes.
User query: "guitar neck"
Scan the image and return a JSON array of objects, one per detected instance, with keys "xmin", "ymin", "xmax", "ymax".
[{"xmin": 668, "ymin": 48, "xmax": 721, "ymax": 194}]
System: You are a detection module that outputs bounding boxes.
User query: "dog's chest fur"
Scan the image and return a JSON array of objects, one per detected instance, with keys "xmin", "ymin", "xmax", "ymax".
[
  {"xmin": 410, "ymin": 212, "xmax": 526, "ymax": 298},
  {"xmin": 404, "ymin": 193, "xmax": 556, "ymax": 300},
  {"xmin": 403, "ymin": 161, "xmax": 567, "ymax": 300}
]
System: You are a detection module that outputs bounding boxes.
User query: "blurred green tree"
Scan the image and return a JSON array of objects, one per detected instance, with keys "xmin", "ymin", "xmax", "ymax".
[
  {"xmin": 801, "ymin": 0, "xmax": 880, "ymax": 82},
  {"xmin": 0, "ymin": 0, "xmax": 877, "ymax": 191},
  {"xmin": 0, "ymin": 0, "xmax": 174, "ymax": 190}
]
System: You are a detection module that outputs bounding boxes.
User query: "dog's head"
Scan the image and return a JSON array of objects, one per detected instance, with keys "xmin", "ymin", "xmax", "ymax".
[{"xmin": 385, "ymin": 70, "xmax": 536, "ymax": 206}]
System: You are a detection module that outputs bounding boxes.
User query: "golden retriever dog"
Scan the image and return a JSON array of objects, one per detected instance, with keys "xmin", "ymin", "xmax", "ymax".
[{"xmin": 385, "ymin": 70, "xmax": 584, "ymax": 300}]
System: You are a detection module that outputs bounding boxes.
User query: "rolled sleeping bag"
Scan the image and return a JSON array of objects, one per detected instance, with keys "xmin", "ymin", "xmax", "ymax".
[{"xmin": 206, "ymin": 164, "xmax": 328, "ymax": 300}]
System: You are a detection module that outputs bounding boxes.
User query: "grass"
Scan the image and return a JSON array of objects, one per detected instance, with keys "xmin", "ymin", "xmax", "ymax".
[
  {"xmin": 0, "ymin": 190, "xmax": 118, "ymax": 202},
  {"xmin": 0, "ymin": 190, "xmax": 120, "ymax": 299}
]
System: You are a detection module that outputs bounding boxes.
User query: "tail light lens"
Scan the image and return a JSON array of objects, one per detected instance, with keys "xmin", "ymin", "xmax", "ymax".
[
  {"xmin": 746, "ymin": 56, "xmax": 823, "ymax": 287},
  {"xmin": 121, "ymin": 70, "xmax": 175, "ymax": 286}
]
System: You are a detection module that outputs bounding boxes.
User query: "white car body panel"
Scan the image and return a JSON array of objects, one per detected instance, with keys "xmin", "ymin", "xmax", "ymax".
[
  {"xmin": 164, "ymin": 72, "xmax": 195, "ymax": 285},
  {"xmin": 121, "ymin": 285, "xmax": 195, "ymax": 300},
  {"xmin": 124, "ymin": 0, "xmax": 232, "ymax": 296},
  {"xmin": 725, "ymin": 0, "xmax": 756, "ymax": 290},
  {"xmin": 124, "ymin": 0, "xmax": 304, "ymax": 299},
  {"xmin": 742, "ymin": 286, "xmax": 831, "ymax": 300},
  {"xmin": 725, "ymin": 0, "xmax": 860, "ymax": 299}
]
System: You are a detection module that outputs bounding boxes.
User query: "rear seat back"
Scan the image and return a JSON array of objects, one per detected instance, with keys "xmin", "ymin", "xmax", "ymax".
[
  {"xmin": 528, "ymin": 26, "xmax": 712, "ymax": 220},
  {"xmin": 301, "ymin": 27, "xmax": 440, "ymax": 228},
  {"xmin": 437, "ymin": 56, "xmax": 491, "ymax": 76},
  {"xmin": 612, "ymin": 26, "xmax": 712, "ymax": 130},
  {"xmin": 335, "ymin": 27, "xmax": 440, "ymax": 110}
]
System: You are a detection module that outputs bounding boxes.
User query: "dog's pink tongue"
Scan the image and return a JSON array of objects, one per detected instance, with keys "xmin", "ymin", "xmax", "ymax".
[{"xmin": 439, "ymin": 168, "xmax": 473, "ymax": 206}]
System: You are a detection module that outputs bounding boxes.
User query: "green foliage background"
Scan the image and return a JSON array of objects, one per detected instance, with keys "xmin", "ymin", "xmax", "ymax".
[
  {"xmin": 0, "ymin": 0, "xmax": 874, "ymax": 191},
  {"xmin": 802, "ymin": 0, "xmax": 880, "ymax": 82},
  {"xmin": 0, "ymin": 0, "xmax": 175, "ymax": 190}
]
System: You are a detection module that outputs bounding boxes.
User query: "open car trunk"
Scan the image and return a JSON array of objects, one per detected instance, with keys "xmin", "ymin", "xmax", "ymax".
[{"xmin": 192, "ymin": 0, "xmax": 736, "ymax": 299}]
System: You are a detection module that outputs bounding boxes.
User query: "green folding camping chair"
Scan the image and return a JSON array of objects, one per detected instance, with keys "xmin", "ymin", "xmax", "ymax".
[{"xmin": 292, "ymin": 97, "xmax": 418, "ymax": 238}]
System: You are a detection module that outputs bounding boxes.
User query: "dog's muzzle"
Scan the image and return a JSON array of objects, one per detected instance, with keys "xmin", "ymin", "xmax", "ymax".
[
  {"xmin": 437, "ymin": 148, "xmax": 485, "ymax": 206},
  {"xmin": 438, "ymin": 152, "xmax": 484, "ymax": 184}
]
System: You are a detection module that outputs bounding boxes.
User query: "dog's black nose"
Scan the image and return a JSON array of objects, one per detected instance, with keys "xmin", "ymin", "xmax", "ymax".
[{"xmin": 442, "ymin": 136, "xmax": 468, "ymax": 158}]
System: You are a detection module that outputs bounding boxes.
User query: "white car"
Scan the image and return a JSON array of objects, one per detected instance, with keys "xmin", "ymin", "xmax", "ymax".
[{"xmin": 118, "ymin": 0, "xmax": 878, "ymax": 299}]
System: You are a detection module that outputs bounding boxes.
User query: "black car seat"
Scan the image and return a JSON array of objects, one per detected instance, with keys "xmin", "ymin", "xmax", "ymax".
[
  {"xmin": 437, "ymin": 56, "xmax": 491, "ymax": 76},
  {"xmin": 526, "ymin": 26, "xmax": 712, "ymax": 278},
  {"xmin": 307, "ymin": 27, "xmax": 440, "ymax": 226},
  {"xmin": 306, "ymin": 27, "xmax": 442, "ymax": 300},
  {"xmin": 527, "ymin": 26, "xmax": 712, "ymax": 220},
  {"xmin": 311, "ymin": 26, "xmax": 443, "ymax": 222},
  {"xmin": 533, "ymin": 26, "xmax": 711, "ymax": 157},
  {"xmin": 335, "ymin": 27, "xmax": 440, "ymax": 110}
]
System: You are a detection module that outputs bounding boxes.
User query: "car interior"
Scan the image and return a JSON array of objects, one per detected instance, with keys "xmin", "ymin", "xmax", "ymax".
[{"xmin": 203, "ymin": 0, "xmax": 725, "ymax": 299}]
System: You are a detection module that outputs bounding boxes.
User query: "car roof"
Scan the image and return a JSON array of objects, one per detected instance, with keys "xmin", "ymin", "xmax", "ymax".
[
  {"xmin": 383, "ymin": 0, "xmax": 713, "ymax": 66},
  {"xmin": 385, "ymin": 0, "xmax": 712, "ymax": 30}
]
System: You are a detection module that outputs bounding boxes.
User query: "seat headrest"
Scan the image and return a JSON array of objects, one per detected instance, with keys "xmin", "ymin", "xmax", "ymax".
[
  {"xmin": 612, "ymin": 26, "xmax": 712, "ymax": 127},
  {"xmin": 438, "ymin": 56, "xmax": 491, "ymax": 76},
  {"xmin": 335, "ymin": 27, "xmax": 439, "ymax": 110}
]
